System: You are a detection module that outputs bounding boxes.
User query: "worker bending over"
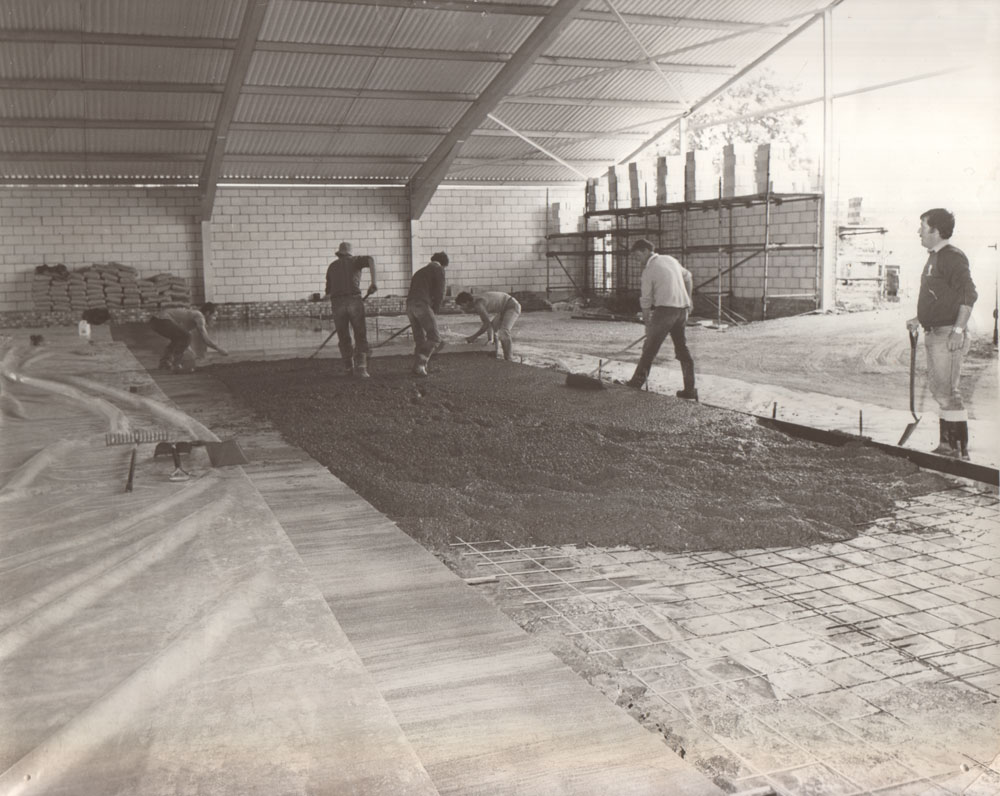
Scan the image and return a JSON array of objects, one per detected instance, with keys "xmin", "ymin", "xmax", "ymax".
[
  {"xmin": 456, "ymin": 290, "xmax": 521, "ymax": 361},
  {"xmin": 150, "ymin": 302, "xmax": 228, "ymax": 372}
]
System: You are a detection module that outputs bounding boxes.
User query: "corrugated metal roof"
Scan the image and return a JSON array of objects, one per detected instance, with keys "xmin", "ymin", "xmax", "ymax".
[
  {"xmin": 0, "ymin": 0, "xmax": 839, "ymax": 193},
  {"xmin": 261, "ymin": 1, "xmax": 400, "ymax": 47},
  {"xmin": 365, "ymin": 58, "xmax": 501, "ymax": 94}
]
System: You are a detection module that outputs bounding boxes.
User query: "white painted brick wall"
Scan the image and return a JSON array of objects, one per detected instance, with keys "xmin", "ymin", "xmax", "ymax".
[
  {"xmin": 415, "ymin": 185, "xmax": 579, "ymax": 296},
  {"xmin": 2, "ymin": 183, "xmax": 583, "ymax": 316}
]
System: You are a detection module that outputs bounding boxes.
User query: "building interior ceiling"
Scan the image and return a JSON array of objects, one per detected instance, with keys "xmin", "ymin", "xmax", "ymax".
[{"xmin": 0, "ymin": 0, "xmax": 840, "ymax": 218}]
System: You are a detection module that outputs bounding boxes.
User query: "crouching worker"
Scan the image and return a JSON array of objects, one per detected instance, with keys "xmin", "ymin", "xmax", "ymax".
[
  {"xmin": 325, "ymin": 241, "xmax": 378, "ymax": 378},
  {"xmin": 406, "ymin": 252, "xmax": 449, "ymax": 377},
  {"xmin": 150, "ymin": 302, "xmax": 228, "ymax": 372},
  {"xmin": 456, "ymin": 290, "xmax": 521, "ymax": 360}
]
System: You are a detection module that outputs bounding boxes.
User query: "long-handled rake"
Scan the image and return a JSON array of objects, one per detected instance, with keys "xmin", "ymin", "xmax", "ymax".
[{"xmin": 308, "ymin": 284, "xmax": 378, "ymax": 359}]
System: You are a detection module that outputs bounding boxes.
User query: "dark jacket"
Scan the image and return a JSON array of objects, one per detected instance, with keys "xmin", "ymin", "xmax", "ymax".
[
  {"xmin": 917, "ymin": 244, "xmax": 978, "ymax": 329},
  {"xmin": 326, "ymin": 254, "xmax": 363, "ymax": 298},
  {"xmin": 407, "ymin": 262, "xmax": 446, "ymax": 312}
]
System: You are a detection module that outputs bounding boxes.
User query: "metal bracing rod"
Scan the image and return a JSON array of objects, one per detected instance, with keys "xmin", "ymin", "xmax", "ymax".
[
  {"xmin": 603, "ymin": 0, "xmax": 688, "ymax": 107},
  {"xmin": 485, "ymin": 113, "xmax": 591, "ymax": 179},
  {"xmin": 693, "ymin": 248, "xmax": 765, "ymax": 292},
  {"xmin": 689, "ymin": 66, "xmax": 968, "ymax": 132},
  {"xmin": 619, "ymin": 3, "xmax": 843, "ymax": 165},
  {"xmin": 509, "ymin": 8, "xmax": 825, "ymax": 100}
]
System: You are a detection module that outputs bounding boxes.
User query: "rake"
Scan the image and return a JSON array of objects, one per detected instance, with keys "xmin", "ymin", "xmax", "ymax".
[{"xmin": 106, "ymin": 430, "xmax": 172, "ymax": 492}]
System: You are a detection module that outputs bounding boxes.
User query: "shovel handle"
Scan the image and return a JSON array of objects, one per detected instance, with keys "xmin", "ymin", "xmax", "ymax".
[{"xmin": 908, "ymin": 328, "xmax": 918, "ymax": 417}]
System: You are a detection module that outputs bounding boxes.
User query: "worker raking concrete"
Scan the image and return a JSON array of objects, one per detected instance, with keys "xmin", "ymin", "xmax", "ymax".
[
  {"xmin": 623, "ymin": 238, "xmax": 698, "ymax": 399},
  {"xmin": 324, "ymin": 241, "xmax": 378, "ymax": 378},
  {"xmin": 406, "ymin": 252, "xmax": 449, "ymax": 377}
]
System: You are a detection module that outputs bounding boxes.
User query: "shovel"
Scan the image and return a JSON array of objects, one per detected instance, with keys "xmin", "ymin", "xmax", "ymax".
[
  {"xmin": 897, "ymin": 329, "xmax": 921, "ymax": 446},
  {"xmin": 565, "ymin": 334, "xmax": 646, "ymax": 390}
]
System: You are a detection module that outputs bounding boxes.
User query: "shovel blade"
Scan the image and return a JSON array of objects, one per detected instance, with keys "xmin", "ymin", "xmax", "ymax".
[
  {"xmin": 897, "ymin": 418, "xmax": 921, "ymax": 447},
  {"xmin": 565, "ymin": 372, "xmax": 605, "ymax": 390},
  {"xmin": 203, "ymin": 439, "xmax": 248, "ymax": 467}
]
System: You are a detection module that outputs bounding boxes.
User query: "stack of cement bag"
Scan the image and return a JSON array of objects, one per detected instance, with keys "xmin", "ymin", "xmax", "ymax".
[{"xmin": 32, "ymin": 262, "xmax": 191, "ymax": 312}]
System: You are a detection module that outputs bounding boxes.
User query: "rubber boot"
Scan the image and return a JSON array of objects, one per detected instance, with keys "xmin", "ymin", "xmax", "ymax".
[
  {"xmin": 413, "ymin": 353, "xmax": 429, "ymax": 377},
  {"xmin": 952, "ymin": 420, "xmax": 970, "ymax": 460},
  {"xmin": 354, "ymin": 352, "xmax": 369, "ymax": 378},
  {"xmin": 341, "ymin": 356, "xmax": 354, "ymax": 376},
  {"xmin": 931, "ymin": 420, "xmax": 953, "ymax": 456},
  {"xmin": 676, "ymin": 361, "xmax": 698, "ymax": 400}
]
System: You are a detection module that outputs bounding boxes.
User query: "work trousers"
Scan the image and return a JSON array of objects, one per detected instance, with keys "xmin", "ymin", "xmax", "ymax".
[
  {"xmin": 150, "ymin": 316, "xmax": 191, "ymax": 365},
  {"xmin": 331, "ymin": 295, "xmax": 370, "ymax": 360},
  {"xmin": 924, "ymin": 326, "xmax": 971, "ymax": 421},
  {"xmin": 406, "ymin": 299, "xmax": 441, "ymax": 361},
  {"xmin": 629, "ymin": 306, "xmax": 695, "ymax": 390}
]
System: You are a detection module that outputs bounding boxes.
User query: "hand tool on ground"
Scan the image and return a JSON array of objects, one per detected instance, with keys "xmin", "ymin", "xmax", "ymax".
[
  {"xmin": 154, "ymin": 438, "xmax": 249, "ymax": 469},
  {"xmin": 106, "ymin": 430, "xmax": 172, "ymax": 492},
  {"xmin": 307, "ymin": 285, "xmax": 378, "ymax": 359},
  {"xmin": 897, "ymin": 329, "xmax": 922, "ymax": 446},
  {"xmin": 565, "ymin": 333, "xmax": 646, "ymax": 389},
  {"xmin": 372, "ymin": 323, "xmax": 412, "ymax": 349}
]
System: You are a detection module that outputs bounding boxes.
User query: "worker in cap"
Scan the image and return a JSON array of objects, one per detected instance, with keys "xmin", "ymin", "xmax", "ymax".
[
  {"xmin": 406, "ymin": 252, "xmax": 449, "ymax": 376},
  {"xmin": 324, "ymin": 241, "xmax": 377, "ymax": 377},
  {"xmin": 624, "ymin": 238, "xmax": 697, "ymax": 399}
]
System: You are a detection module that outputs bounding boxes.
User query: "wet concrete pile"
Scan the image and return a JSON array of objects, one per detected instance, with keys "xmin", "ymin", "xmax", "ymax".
[{"xmin": 210, "ymin": 352, "xmax": 947, "ymax": 553}]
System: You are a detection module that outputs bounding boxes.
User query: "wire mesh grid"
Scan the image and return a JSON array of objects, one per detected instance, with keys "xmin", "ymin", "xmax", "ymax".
[{"xmin": 450, "ymin": 485, "xmax": 1000, "ymax": 794}]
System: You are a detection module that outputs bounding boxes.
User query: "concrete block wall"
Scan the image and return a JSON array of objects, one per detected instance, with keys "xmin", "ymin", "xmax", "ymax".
[
  {"xmin": 0, "ymin": 184, "xmax": 578, "ymax": 326},
  {"xmin": 414, "ymin": 185, "xmax": 578, "ymax": 297},
  {"xmin": 585, "ymin": 196, "xmax": 821, "ymax": 320},
  {"xmin": 208, "ymin": 186, "xmax": 411, "ymax": 303}
]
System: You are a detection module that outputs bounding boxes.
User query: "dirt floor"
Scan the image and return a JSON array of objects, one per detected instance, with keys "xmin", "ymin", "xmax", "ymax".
[{"xmin": 208, "ymin": 350, "xmax": 948, "ymax": 554}]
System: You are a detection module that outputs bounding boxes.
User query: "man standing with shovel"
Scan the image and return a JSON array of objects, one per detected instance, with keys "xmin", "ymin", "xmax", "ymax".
[{"xmin": 905, "ymin": 208, "xmax": 978, "ymax": 459}]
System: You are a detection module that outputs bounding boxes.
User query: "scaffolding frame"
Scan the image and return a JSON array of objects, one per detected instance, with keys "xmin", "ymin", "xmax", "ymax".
[{"xmin": 545, "ymin": 186, "xmax": 823, "ymax": 321}]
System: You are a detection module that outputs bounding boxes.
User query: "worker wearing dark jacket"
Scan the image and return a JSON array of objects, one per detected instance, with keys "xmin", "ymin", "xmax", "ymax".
[
  {"xmin": 906, "ymin": 208, "xmax": 978, "ymax": 459},
  {"xmin": 406, "ymin": 252, "xmax": 449, "ymax": 376},
  {"xmin": 325, "ymin": 241, "xmax": 377, "ymax": 377}
]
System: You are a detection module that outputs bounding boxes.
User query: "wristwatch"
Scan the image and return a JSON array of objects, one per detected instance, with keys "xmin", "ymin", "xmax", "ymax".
[{"xmin": 952, "ymin": 326, "xmax": 966, "ymax": 334}]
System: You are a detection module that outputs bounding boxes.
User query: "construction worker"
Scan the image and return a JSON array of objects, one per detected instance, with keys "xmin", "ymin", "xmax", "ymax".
[
  {"xmin": 456, "ymin": 290, "xmax": 521, "ymax": 360},
  {"xmin": 325, "ymin": 242, "xmax": 377, "ymax": 378},
  {"xmin": 625, "ymin": 238, "xmax": 697, "ymax": 399},
  {"xmin": 150, "ymin": 302, "xmax": 228, "ymax": 371},
  {"xmin": 906, "ymin": 208, "xmax": 978, "ymax": 459},
  {"xmin": 406, "ymin": 252, "xmax": 449, "ymax": 377}
]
